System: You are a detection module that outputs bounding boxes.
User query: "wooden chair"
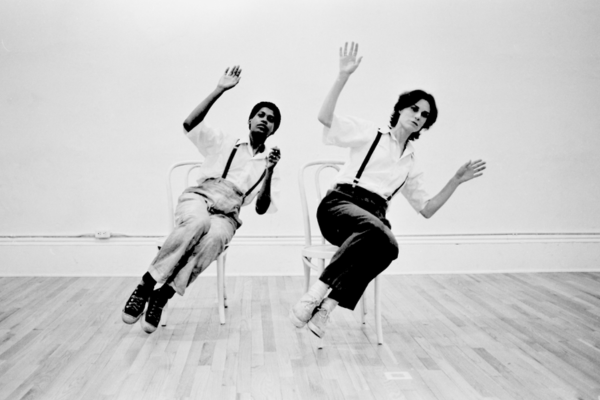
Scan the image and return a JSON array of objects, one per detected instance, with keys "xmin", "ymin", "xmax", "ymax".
[
  {"xmin": 298, "ymin": 160, "xmax": 383, "ymax": 345},
  {"xmin": 158, "ymin": 161, "xmax": 228, "ymax": 326}
]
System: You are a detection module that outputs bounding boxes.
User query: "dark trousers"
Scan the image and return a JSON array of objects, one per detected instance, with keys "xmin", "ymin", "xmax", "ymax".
[{"xmin": 316, "ymin": 184, "xmax": 399, "ymax": 310}]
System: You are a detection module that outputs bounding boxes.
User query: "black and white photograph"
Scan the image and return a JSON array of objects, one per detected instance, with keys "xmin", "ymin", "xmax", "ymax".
[{"xmin": 1, "ymin": 0, "xmax": 599, "ymax": 399}]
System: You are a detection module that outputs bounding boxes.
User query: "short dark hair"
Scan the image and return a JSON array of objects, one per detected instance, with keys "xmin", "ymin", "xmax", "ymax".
[
  {"xmin": 249, "ymin": 101, "xmax": 281, "ymax": 134},
  {"xmin": 388, "ymin": 90, "xmax": 438, "ymax": 141}
]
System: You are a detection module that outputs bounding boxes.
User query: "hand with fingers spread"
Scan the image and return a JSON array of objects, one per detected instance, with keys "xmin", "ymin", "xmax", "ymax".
[
  {"xmin": 339, "ymin": 42, "xmax": 363, "ymax": 76},
  {"xmin": 420, "ymin": 159, "xmax": 488, "ymax": 218},
  {"xmin": 318, "ymin": 42, "xmax": 363, "ymax": 128},
  {"xmin": 218, "ymin": 65, "xmax": 242, "ymax": 91},
  {"xmin": 454, "ymin": 159, "xmax": 487, "ymax": 184},
  {"xmin": 183, "ymin": 65, "xmax": 242, "ymax": 132}
]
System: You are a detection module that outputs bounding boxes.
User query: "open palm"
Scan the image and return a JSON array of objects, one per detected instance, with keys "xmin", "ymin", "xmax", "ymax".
[
  {"xmin": 455, "ymin": 160, "xmax": 486, "ymax": 183},
  {"xmin": 218, "ymin": 65, "xmax": 242, "ymax": 90},
  {"xmin": 339, "ymin": 42, "xmax": 363, "ymax": 75}
]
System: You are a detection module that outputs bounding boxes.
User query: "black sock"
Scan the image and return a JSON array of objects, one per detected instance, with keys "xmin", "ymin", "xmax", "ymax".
[
  {"xmin": 139, "ymin": 272, "xmax": 156, "ymax": 291},
  {"xmin": 156, "ymin": 284, "xmax": 176, "ymax": 301}
]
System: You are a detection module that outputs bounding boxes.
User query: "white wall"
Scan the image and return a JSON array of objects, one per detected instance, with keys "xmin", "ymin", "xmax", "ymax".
[{"xmin": 1, "ymin": 0, "xmax": 599, "ymax": 275}]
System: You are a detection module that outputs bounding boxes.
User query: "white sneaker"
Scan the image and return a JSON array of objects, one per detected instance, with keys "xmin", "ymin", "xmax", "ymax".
[
  {"xmin": 307, "ymin": 307, "xmax": 330, "ymax": 338},
  {"xmin": 289, "ymin": 293, "xmax": 320, "ymax": 328}
]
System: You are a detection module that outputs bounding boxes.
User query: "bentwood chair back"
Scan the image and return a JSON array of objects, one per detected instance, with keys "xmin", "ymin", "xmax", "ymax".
[{"xmin": 298, "ymin": 160, "xmax": 383, "ymax": 345}]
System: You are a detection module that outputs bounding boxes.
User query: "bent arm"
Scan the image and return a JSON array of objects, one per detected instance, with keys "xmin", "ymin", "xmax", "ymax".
[
  {"xmin": 419, "ymin": 159, "xmax": 486, "ymax": 219},
  {"xmin": 255, "ymin": 147, "xmax": 281, "ymax": 215},
  {"xmin": 420, "ymin": 177, "xmax": 460, "ymax": 219},
  {"xmin": 318, "ymin": 42, "xmax": 362, "ymax": 128},
  {"xmin": 183, "ymin": 87, "xmax": 226, "ymax": 132},
  {"xmin": 183, "ymin": 66, "xmax": 242, "ymax": 132},
  {"xmin": 318, "ymin": 74, "xmax": 351, "ymax": 128},
  {"xmin": 255, "ymin": 168, "xmax": 275, "ymax": 215}
]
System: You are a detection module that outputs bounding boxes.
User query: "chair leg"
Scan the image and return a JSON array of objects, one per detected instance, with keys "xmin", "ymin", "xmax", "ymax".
[
  {"xmin": 361, "ymin": 295, "xmax": 367, "ymax": 324},
  {"xmin": 303, "ymin": 258, "xmax": 311, "ymax": 292},
  {"xmin": 217, "ymin": 254, "xmax": 226, "ymax": 325},
  {"xmin": 222, "ymin": 253, "xmax": 228, "ymax": 308},
  {"xmin": 374, "ymin": 276, "xmax": 383, "ymax": 345},
  {"xmin": 160, "ymin": 302, "xmax": 169, "ymax": 327}
]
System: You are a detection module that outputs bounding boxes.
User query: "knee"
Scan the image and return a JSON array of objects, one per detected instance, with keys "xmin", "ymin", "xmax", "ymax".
[
  {"xmin": 387, "ymin": 239, "xmax": 399, "ymax": 260},
  {"xmin": 183, "ymin": 217, "xmax": 211, "ymax": 237},
  {"xmin": 378, "ymin": 231, "xmax": 398, "ymax": 260},
  {"xmin": 367, "ymin": 225, "xmax": 399, "ymax": 260}
]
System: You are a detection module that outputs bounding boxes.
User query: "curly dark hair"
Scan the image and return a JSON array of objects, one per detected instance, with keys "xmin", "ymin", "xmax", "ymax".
[
  {"xmin": 388, "ymin": 90, "xmax": 438, "ymax": 141},
  {"xmin": 249, "ymin": 101, "xmax": 282, "ymax": 134}
]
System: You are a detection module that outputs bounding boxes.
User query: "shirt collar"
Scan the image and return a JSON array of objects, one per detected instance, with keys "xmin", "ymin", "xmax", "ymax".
[
  {"xmin": 238, "ymin": 137, "xmax": 267, "ymax": 158},
  {"xmin": 381, "ymin": 130, "xmax": 415, "ymax": 158}
]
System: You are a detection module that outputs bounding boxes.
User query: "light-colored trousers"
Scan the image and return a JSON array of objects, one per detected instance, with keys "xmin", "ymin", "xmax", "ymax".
[{"xmin": 148, "ymin": 178, "xmax": 243, "ymax": 295}]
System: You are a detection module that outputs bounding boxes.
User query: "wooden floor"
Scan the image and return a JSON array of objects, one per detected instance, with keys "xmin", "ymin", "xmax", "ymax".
[{"xmin": 0, "ymin": 273, "xmax": 599, "ymax": 400}]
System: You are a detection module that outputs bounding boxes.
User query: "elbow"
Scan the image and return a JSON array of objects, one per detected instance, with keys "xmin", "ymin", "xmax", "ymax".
[
  {"xmin": 255, "ymin": 205, "xmax": 267, "ymax": 215},
  {"xmin": 420, "ymin": 200, "xmax": 435, "ymax": 219},
  {"xmin": 255, "ymin": 198, "xmax": 268, "ymax": 215},
  {"xmin": 420, "ymin": 206, "xmax": 434, "ymax": 219},
  {"xmin": 256, "ymin": 209, "xmax": 266, "ymax": 215},
  {"xmin": 317, "ymin": 115, "xmax": 332, "ymax": 129}
]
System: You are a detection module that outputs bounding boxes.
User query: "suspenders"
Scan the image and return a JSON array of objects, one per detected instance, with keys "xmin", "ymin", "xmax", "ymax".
[
  {"xmin": 353, "ymin": 132, "xmax": 382, "ymax": 186},
  {"xmin": 221, "ymin": 140, "xmax": 267, "ymax": 199},
  {"xmin": 221, "ymin": 141, "xmax": 241, "ymax": 179},
  {"xmin": 353, "ymin": 131, "xmax": 408, "ymax": 202}
]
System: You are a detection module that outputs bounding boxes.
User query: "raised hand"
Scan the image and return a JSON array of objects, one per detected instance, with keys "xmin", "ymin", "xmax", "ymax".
[
  {"xmin": 266, "ymin": 146, "xmax": 281, "ymax": 170},
  {"xmin": 454, "ymin": 160, "xmax": 486, "ymax": 184},
  {"xmin": 339, "ymin": 42, "xmax": 363, "ymax": 76},
  {"xmin": 218, "ymin": 65, "xmax": 242, "ymax": 90}
]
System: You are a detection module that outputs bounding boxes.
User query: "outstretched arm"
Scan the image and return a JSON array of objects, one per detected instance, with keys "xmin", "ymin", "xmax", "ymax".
[
  {"xmin": 183, "ymin": 66, "xmax": 242, "ymax": 132},
  {"xmin": 318, "ymin": 42, "xmax": 363, "ymax": 128},
  {"xmin": 420, "ymin": 160, "xmax": 487, "ymax": 219},
  {"xmin": 256, "ymin": 147, "xmax": 281, "ymax": 215}
]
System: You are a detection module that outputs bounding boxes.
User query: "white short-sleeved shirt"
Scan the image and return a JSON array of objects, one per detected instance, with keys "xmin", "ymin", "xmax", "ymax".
[
  {"xmin": 184, "ymin": 121, "xmax": 280, "ymax": 213},
  {"xmin": 323, "ymin": 114, "xmax": 430, "ymax": 213}
]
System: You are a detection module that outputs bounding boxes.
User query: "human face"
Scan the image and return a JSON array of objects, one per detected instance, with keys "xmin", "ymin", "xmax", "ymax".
[
  {"xmin": 248, "ymin": 107, "xmax": 276, "ymax": 139},
  {"xmin": 397, "ymin": 99, "xmax": 431, "ymax": 133}
]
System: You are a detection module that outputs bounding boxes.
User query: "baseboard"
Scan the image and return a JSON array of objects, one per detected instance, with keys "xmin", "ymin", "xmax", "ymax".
[
  {"xmin": 1, "ymin": 233, "xmax": 599, "ymax": 276},
  {"xmin": 2, "ymin": 232, "xmax": 599, "ymax": 245}
]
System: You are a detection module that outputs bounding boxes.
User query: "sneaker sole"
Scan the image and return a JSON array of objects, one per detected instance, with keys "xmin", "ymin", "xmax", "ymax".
[
  {"xmin": 307, "ymin": 320, "xmax": 325, "ymax": 338},
  {"xmin": 141, "ymin": 319, "xmax": 158, "ymax": 334},
  {"xmin": 289, "ymin": 309, "xmax": 309, "ymax": 328},
  {"xmin": 122, "ymin": 310, "xmax": 143, "ymax": 324}
]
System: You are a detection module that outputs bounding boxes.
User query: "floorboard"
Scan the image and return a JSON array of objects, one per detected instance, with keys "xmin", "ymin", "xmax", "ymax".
[{"xmin": 0, "ymin": 273, "xmax": 599, "ymax": 399}]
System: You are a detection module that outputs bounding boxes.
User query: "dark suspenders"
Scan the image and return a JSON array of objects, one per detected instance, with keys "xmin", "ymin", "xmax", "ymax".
[
  {"xmin": 352, "ymin": 131, "xmax": 408, "ymax": 202},
  {"xmin": 353, "ymin": 131, "xmax": 382, "ymax": 186},
  {"xmin": 221, "ymin": 140, "xmax": 241, "ymax": 179},
  {"xmin": 244, "ymin": 170, "xmax": 267, "ymax": 198},
  {"xmin": 385, "ymin": 177, "xmax": 407, "ymax": 201},
  {"xmin": 221, "ymin": 140, "xmax": 267, "ymax": 199}
]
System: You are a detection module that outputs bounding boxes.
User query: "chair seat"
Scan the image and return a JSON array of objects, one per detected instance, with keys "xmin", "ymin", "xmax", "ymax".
[{"xmin": 302, "ymin": 244, "xmax": 339, "ymax": 259}]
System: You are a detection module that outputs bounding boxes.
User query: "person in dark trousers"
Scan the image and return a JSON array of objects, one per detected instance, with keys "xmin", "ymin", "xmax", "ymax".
[
  {"xmin": 290, "ymin": 42, "xmax": 486, "ymax": 338},
  {"xmin": 123, "ymin": 65, "xmax": 282, "ymax": 333}
]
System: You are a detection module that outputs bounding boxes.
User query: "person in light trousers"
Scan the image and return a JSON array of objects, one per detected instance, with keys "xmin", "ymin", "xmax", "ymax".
[{"xmin": 123, "ymin": 66, "xmax": 282, "ymax": 333}]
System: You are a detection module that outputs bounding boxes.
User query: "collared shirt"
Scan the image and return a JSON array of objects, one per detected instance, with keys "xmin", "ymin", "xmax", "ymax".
[
  {"xmin": 184, "ymin": 121, "xmax": 280, "ymax": 213},
  {"xmin": 323, "ymin": 114, "xmax": 430, "ymax": 213}
]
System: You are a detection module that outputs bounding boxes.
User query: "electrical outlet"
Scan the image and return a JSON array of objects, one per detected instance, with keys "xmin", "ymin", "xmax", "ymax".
[{"xmin": 95, "ymin": 231, "xmax": 111, "ymax": 239}]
